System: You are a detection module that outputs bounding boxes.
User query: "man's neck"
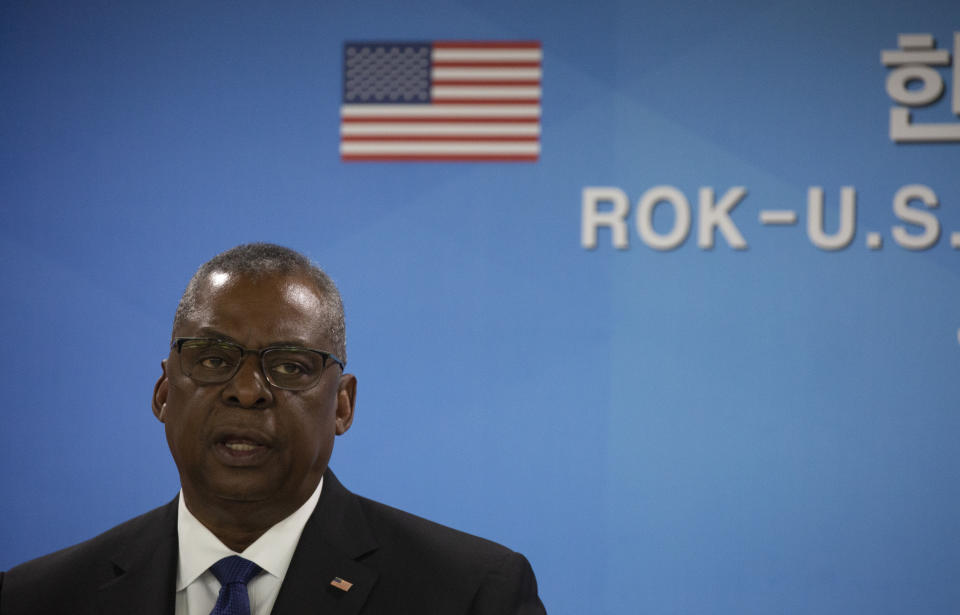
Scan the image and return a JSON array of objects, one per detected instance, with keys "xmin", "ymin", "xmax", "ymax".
[{"xmin": 180, "ymin": 488, "xmax": 316, "ymax": 552}]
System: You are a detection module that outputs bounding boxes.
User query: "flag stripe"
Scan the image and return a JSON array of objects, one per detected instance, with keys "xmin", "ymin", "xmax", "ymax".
[
  {"xmin": 341, "ymin": 154, "xmax": 539, "ymax": 161},
  {"xmin": 432, "ymin": 49, "xmax": 542, "ymax": 62},
  {"xmin": 342, "ymin": 104, "xmax": 540, "ymax": 117},
  {"xmin": 432, "ymin": 79, "xmax": 541, "ymax": 86},
  {"xmin": 342, "ymin": 135, "xmax": 540, "ymax": 142},
  {"xmin": 432, "ymin": 61, "xmax": 541, "ymax": 68},
  {"xmin": 342, "ymin": 123, "xmax": 540, "ymax": 135},
  {"xmin": 432, "ymin": 67, "xmax": 541, "ymax": 79},
  {"xmin": 342, "ymin": 117, "xmax": 539, "ymax": 124},
  {"xmin": 427, "ymin": 98, "xmax": 539, "ymax": 104},
  {"xmin": 433, "ymin": 40, "xmax": 541, "ymax": 48},
  {"xmin": 431, "ymin": 86, "xmax": 541, "ymax": 97},
  {"xmin": 341, "ymin": 142, "xmax": 539, "ymax": 154}
]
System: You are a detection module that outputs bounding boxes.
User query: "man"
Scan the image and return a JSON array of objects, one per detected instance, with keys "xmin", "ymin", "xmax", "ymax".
[{"xmin": 0, "ymin": 243, "xmax": 546, "ymax": 614}]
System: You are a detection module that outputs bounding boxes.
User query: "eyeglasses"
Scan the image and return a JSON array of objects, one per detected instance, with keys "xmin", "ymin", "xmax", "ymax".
[{"xmin": 172, "ymin": 337, "xmax": 345, "ymax": 391}]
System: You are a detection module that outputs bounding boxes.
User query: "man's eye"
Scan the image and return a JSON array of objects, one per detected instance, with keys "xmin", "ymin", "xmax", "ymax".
[
  {"xmin": 272, "ymin": 362, "xmax": 304, "ymax": 376},
  {"xmin": 198, "ymin": 356, "xmax": 230, "ymax": 369}
]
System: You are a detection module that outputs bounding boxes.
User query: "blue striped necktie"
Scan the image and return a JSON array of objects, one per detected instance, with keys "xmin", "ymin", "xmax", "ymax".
[{"xmin": 209, "ymin": 555, "xmax": 262, "ymax": 615}]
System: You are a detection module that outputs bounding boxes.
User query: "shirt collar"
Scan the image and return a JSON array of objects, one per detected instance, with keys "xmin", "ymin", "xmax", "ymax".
[{"xmin": 176, "ymin": 476, "xmax": 324, "ymax": 591}]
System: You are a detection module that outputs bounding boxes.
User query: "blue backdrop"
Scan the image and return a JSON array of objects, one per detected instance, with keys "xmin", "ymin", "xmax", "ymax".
[{"xmin": 2, "ymin": 2, "xmax": 959, "ymax": 613}]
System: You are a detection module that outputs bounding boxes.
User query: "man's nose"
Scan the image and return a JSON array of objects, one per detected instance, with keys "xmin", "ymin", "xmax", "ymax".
[{"xmin": 222, "ymin": 354, "xmax": 273, "ymax": 408}]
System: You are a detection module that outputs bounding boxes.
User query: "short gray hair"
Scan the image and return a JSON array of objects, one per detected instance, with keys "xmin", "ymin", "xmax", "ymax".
[{"xmin": 172, "ymin": 243, "xmax": 347, "ymax": 363}]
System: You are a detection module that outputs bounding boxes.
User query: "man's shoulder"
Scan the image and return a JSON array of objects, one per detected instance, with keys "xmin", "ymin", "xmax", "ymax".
[
  {"xmin": 1, "ymin": 499, "xmax": 177, "ymax": 609},
  {"xmin": 5, "ymin": 500, "xmax": 175, "ymax": 576},
  {"xmin": 341, "ymin": 492, "xmax": 545, "ymax": 613},
  {"xmin": 356, "ymin": 493, "xmax": 519, "ymax": 567}
]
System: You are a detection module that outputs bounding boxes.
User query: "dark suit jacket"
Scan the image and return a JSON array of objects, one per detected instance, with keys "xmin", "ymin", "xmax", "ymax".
[{"xmin": 0, "ymin": 470, "xmax": 546, "ymax": 614}]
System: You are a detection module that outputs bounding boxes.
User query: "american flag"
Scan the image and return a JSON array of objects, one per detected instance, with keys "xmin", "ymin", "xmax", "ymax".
[
  {"xmin": 329, "ymin": 576, "xmax": 354, "ymax": 591},
  {"xmin": 340, "ymin": 41, "xmax": 542, "ymax": 162}
]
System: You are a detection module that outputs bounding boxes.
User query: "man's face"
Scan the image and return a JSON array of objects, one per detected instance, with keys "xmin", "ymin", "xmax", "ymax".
[{"xmin": 152, "ymin": 272, "xmax": 355, "ymax": 521}]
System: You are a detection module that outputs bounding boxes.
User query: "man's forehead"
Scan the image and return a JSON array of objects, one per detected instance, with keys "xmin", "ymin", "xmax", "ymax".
[
  {"xmin": 280, "ymin": 279, "xmax": 324, "ymax": 312},
  {"xmin": 184, "ymin": 271, "xmax": 330, "ymax": 337},
  {"xmin": 200, "ymin": 270, "xmax": 320, "ymax": 302}
]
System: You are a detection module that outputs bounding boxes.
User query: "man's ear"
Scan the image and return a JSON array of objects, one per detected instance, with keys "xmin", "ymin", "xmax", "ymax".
[
  {"xmin": 152, "ymin": 359, "xmax": 169, "ymax": 423},
  {"xmin": 335, "ymin": 373, "xmax": 357, "ymax": 435}
]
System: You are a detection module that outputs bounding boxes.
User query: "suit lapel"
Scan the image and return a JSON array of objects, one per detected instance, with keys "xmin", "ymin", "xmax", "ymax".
[
  {"xmin": 97, "ymin": 497, "xmax": 179, "ymax": 615},
  {"xmin": 271, "ymin": 470, "xmax": 379, "ymax": 615},
  {"xmin": 90, "ymin": 475, "xmax": 378, "ymax": 615}
]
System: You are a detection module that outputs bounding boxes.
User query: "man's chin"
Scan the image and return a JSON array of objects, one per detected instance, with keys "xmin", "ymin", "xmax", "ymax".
[
  {"xmin": 207, "ymin": 482, "xmax": 277, "ymax": 504},
  {"xmin": 188, "ymin": 470, "xmax": 279, "ymax": 506}
]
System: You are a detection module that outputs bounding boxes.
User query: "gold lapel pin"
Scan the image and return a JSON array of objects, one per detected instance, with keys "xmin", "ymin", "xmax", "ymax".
[{"xmin": 330, "ymin": 577, "xmax": 354, "ymax": 592}]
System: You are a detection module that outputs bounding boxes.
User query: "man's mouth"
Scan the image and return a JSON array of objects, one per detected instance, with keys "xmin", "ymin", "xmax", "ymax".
[
  {"xmin": 223, "ymin": 439, "xmax": 262, "ymax": 452},
  {"xmin": 213, "ymin": 432, "xmax": 272, "ymax": 465}
]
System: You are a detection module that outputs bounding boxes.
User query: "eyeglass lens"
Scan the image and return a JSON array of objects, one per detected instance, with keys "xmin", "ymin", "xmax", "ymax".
[{"xmin": 178, "ymin": 340, "xmax": 327, "ymax": 390}]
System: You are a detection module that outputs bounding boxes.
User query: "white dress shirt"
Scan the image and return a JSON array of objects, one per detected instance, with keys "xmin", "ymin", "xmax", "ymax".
[{"xmin": 174, "ymin": 477, "xmax": 324, "ymax": 615}]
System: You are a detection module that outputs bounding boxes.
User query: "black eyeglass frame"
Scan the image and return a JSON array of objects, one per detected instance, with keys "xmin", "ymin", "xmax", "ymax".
[{"xmin": 171, "ymin": 337, "xmax": 345, "ymax": 391}]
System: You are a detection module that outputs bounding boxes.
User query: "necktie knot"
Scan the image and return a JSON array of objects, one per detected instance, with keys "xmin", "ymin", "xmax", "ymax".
[
  {"xmin": 211, "ymin": 555, "xmax": 262, "ymax": 586},
  {"xmin": 209, "ymin": 556, "xmax": 261, "ymax": 615}
]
